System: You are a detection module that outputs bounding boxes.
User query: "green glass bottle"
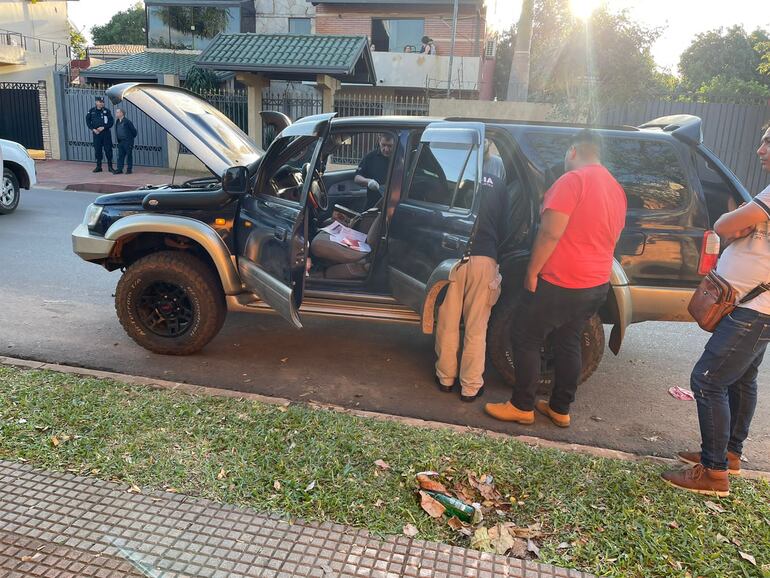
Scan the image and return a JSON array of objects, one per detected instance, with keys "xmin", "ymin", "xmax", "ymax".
[{"xmin": 427, "ymin": 491, "xmax": 482, "ymax": 524}]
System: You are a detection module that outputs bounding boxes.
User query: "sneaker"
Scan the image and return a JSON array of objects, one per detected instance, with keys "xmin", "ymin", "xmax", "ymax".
[
  {"xmin": 678, "ymin": 450, "xmax": 741, "ymax": 475},
  {"xmin": 92, "ymin": 166, "xmax": 102, "ymax": 173},
  {"xmin": 661, "ymin": 464, "xmax": 729, "ymax": 497},
  {"xmin": 535, "ymin": 400, "xmax": 570, "ymax": 427},
  {"xmin": 484, "ymin": 401, "xmax": 534, "ymax": 424},
  {"xmin": 460, "ymin": 386, "xmax": 484, "ymax": 403}
]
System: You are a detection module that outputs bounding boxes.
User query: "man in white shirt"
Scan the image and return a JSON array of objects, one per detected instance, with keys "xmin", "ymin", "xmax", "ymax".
[{"xmin": 663, "ymin": 123, "xmax": 770, "ymax": 496}]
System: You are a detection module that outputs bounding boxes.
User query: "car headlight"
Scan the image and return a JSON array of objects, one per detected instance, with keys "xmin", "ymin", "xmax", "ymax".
[{"xmin": 84, "ymin": 203, "xmax": 103, "ymax": 229}]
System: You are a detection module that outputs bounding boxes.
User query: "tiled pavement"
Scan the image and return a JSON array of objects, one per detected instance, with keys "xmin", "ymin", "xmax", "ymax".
[{"xmin": 0, "ymin": 461, "xmax": 594, "ymax": 577}]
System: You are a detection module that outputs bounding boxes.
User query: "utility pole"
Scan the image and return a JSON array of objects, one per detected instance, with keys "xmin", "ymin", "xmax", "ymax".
[
  {"xmin": 506, "ymin": 0, "xmax": 534, "ymax": 101},
  {"xmin": 446, "ymin": 0, "xmax": 459, "ymax": 98}
]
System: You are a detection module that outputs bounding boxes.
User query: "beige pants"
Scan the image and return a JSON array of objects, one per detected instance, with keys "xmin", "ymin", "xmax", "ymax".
[{"xmin": 435, "ymin": 256, "xmax": 502, "ymax": 395}]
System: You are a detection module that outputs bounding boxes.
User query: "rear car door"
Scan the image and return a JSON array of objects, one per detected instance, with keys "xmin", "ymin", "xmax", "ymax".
[
  {"xmin": 387, "ymin": 122, "xmax": 484, "ymax": 314},
  {"xmin": 236, "ymin": 114, "xmax": 334, "ymax": 328}
]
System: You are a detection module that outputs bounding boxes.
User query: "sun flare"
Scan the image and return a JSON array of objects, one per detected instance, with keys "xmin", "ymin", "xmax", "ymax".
[{"xmin": 570, "ymin": 0, "xmax": 602, "ymax": 20}]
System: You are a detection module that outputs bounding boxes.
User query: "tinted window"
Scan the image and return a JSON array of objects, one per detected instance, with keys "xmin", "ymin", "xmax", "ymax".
[
  {"xmin": 408, "ymin": 143, "xmax": 478, "ymax": 209},
  {"xmin": 526, "ymin": 133, "xmax": 690, "ymax": 211}
]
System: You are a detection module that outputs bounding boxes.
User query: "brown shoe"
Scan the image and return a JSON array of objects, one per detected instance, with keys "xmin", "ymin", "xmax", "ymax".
[
  {"xmin": 661, "ymin": 464, "xmax": 729, "ymax": 497},
  {"xmin": 678, "ymin": 451, "xmax": 741, "ymax": 475},
  {"xmin": 484, "ymin": 401, "xmax": 534, "ymax": 424},
  {"xmin": 535, "ymin": 400, "xmax": 570, "ymax": 428}
]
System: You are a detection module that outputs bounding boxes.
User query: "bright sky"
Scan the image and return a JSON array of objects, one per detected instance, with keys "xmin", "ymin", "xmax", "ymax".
[
  {"xmin": 485, "ymin": 0, "xmax": 768, "ymax": 72},
  {"xmin": 69, "ymin": 0, "xmax": 769, "ymax": 73}
]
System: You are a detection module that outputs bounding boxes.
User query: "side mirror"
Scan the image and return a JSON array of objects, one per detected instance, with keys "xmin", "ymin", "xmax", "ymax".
[{"xmin": 222, "ymin": 166, "xmax": 249, "ymax": 196}]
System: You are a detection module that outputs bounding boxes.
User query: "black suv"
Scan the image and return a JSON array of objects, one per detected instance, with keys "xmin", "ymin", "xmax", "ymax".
[{"xmin": 72, "ymin": 83, "xmax": 751, "ymax": 386}]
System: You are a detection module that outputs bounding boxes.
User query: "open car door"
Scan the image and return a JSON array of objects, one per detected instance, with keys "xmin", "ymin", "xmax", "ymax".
[
  {"xmin": 386, "ymin": 122, "xmax": 485, "ymax": 330},
  {"xmin": 236, "ymin": 113, "xmax": 335, "ymax": 328}
]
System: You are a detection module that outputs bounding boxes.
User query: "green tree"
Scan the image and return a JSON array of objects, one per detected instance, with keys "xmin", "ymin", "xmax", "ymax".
[
  {"xmin": 91, "ymin": 3, "xmax": 146, "ymax": 46},
  {"xmin": 679, "ymin": 26, "xmax": 768, "ymax": 91},
  {"xmin": 184, "ymin": 66, "xmax": 219, "ymax": 93},
  {"xmin": 695, "ymin": 75, "xmax": 770, "ymax": 103},
  {"xmin": 69, "ymin": 26, "xmax": 87, "ymax": 59}
]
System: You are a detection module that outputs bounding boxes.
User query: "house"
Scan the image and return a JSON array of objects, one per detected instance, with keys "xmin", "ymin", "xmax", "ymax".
[
  {"xmin": 0, "ymin": 0, "xmax": 72, "ymax": 158},
  {"xmin": 310, "ymin": 0, "xmax": 492, "ymax": 97}
]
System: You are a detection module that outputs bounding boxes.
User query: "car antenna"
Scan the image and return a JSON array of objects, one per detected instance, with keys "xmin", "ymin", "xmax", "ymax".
[{"xmin": 172, "ymin": 139, "xmax": 181, "ymax": 186}]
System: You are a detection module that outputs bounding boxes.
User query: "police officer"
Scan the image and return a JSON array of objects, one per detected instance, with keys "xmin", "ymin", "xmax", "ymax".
[{"xmin": 86, "ymin": 96, "xmax": 114, "ymax": 173}]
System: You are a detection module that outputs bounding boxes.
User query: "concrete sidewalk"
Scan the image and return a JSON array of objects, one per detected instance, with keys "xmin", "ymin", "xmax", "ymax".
[
  {"xmin": 0, "ymin": 460, "xmax": 593, "ymax": 578},
  {"xmin": 35, "ymin": 160, "xmax": 209, "ymax": 194}
]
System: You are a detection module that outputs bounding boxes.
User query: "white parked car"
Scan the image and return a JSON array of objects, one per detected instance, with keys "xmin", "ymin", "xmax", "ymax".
[{"xmin": 0, "ymin": 138, "xmax": 37, "ymax": 214}]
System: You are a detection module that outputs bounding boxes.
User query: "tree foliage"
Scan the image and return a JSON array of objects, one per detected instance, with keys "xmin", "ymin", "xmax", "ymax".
[
  {"xmin": 696, "ymin": 75, "xmax": 770, "ymax": 102},
  {"xmin": 679, "ymin": 26, "xmax": 768, "ymax": 91},
  {"xmin": 184, "ymin": 66, "xmax": 219, "ymax": 93},
  {"xmin": 69, "ymin": 26, "xmax": 87, "ymax": 60},
  {"xmin": 91, "ymin": 3, "xmax": 146, "ymax": 46}
]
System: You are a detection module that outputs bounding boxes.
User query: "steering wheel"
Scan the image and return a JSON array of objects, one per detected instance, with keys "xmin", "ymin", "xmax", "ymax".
[{"xmin": 303, "ymin": 163, "xmax": 329, "ymax": 212}]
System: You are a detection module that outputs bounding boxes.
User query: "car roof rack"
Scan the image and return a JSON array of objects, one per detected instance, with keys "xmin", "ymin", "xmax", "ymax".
[
  {"xmin": 444, "ymin": 117, "xmax": 639, "ymax": 132},
  {"xmin": 638, "ymin": 114, "xmax": 703, "ymax": 146}
]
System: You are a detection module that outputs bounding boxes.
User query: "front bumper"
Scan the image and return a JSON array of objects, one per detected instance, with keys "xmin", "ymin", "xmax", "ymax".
[{"xmin": 72, "ymin": 223, "xmax": 115, "ymax": 262}]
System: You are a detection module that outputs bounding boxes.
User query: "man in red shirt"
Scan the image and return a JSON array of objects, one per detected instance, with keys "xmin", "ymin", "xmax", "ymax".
[{"xmin": 486, "ymin": 129, "xmax": 627, "ymax": 426}]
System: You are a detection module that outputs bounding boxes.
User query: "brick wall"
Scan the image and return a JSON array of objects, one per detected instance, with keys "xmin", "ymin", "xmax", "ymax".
[{"xmin": 315, "ymin": 4, "xmax": 484, "ymax": 57}]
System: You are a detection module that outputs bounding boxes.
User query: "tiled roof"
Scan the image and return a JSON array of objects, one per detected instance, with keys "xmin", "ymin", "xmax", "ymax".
[
  {"xmin": 89, "ymin": 44, "xmax": 146, "ymax": 56},
  {"xmin": 196, "ymin": 34, "xmax": 375, "ymax": 84},
  {"xmin": 82, "ymin": 51, "xmax": 230, "ymax": 80}
]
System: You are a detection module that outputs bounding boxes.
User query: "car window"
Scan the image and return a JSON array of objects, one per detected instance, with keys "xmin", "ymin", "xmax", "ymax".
[
  {"xmin": 408, "ymin": 143, "xmax": 478, "ymax": 209},
  {"xmin": 325, "ymin": 131, "xmax": 396, "ymax": 173},
  {"xmin": 525, "ymin": 132, "xmax": 690, "ymax": 211},
  {"xmin": 258, "ymin": 135, "xmax": 318, "ymax": 204}
]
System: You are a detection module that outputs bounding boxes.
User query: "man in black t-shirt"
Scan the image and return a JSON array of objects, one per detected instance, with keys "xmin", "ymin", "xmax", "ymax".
[
  {"xmin": 435, "ymin": 173, "xmax": 510, "ymax": 402},
  {"xmin": 354, "ymin": 134, "xmax": 394, "ymax": 209}
]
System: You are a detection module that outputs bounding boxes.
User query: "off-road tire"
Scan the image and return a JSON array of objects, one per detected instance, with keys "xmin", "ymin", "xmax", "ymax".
[
  {"xmin": 115, "ymin": 251, "xmax": 226, "ymax": 355},
  {"xmin": 487, "ymin": 292, "xmax": 605, "ymax": 390},
  {"xmin": 0, "ymin": 168, "xmax": 20, "ymax": 214}
]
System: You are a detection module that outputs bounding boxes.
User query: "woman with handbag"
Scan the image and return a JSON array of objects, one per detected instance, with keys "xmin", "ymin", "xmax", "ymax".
[{"xmin": 662, "ymin": 125, "xmax": 770, "ymax": 496}]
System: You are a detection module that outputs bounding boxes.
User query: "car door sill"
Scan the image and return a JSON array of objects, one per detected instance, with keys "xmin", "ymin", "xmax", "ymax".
[{"xmin": 227, "ymin": 293, "xmax": 420, "ymax": 324}]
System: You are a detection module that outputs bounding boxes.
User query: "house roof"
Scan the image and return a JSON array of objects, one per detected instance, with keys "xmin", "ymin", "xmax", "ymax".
[
  {"xmin": 196, "ymin": 33, "xmax": 376, "ymax": 84},
  {"xmin": 308, "ymin": 0, "xmax": 482, "ymax": 4},
  {"xmin": 89, "ymin": 45, "xmax": 146, "ymax": 56},
  {"xmin": 81, "ymin": 51, "xmax": 231, "ymax": 82}
]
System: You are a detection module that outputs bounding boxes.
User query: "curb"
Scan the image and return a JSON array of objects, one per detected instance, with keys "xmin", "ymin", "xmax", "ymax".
[{"xmin": 2, "ymin": 355, "xmax": 769, "ymax": 482}]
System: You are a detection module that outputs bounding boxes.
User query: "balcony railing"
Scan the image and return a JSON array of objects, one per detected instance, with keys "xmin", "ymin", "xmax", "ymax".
[{"xmin": 0, "ymin": 28, "xmax": 71, "ymax": 62}]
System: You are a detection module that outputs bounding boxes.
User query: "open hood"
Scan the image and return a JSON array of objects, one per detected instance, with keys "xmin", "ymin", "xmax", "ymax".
[{"xmin": 107, "ymin": 83, "xmax": 264, "ymax": 178}]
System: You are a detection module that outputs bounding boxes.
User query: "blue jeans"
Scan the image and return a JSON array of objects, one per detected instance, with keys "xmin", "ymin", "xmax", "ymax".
[{"xmin": 691, "ymin": 306, "xmax": 770, "ymax": 470}]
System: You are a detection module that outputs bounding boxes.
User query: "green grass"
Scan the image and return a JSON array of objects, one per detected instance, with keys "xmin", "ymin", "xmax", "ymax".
[{"xmin": 0, "ymin": 366, "xmax": 768, "ymax": 578}]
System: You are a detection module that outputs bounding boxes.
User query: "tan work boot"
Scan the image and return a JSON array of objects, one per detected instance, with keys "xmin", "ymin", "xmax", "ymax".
[
  {"xmin": 661, "ymin": 464, "xmax": 729, "ymax": 497},
  {"xmin": 678, "ymin": 451, "xmax": 741, "ymax": 475},
  {"xmin": 484, "ymin": 401, "xmax": 534, "ymax": 424},
  {"xmin": 535, "ymin": 400, "xmax": 570, "ymax": 428}
]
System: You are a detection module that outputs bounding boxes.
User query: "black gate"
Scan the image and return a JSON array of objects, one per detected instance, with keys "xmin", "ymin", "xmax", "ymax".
[{"xmin": 0, "ymin": 82, "xmax": 43, "ymax": 149}]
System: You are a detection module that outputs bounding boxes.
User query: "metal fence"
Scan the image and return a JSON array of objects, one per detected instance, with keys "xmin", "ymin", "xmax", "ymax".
[
  {"xmin": 261, "ymin": 89, "xmax": 323, "ymax": 147},
  {"xmin": 0, "ymin": 82, "xmax": 43, "ymax": 149},
  {"xmin": 600, "ymin": 100, "xmax": 770, "ymax": 195},
  {"xmin": 0, "ymin": 28, "xmax": 71, "ymax": 62}
]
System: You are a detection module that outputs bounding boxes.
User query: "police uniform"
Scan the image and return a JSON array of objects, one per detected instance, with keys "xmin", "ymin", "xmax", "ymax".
[{"xmin": 85, "ymin": 97, "xmax": 114, "ymax": 172}]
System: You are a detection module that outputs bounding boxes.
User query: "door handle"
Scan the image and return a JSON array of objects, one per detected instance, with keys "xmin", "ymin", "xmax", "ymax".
[
  {"xmin": 274, "ymin": 227, "xmax": 287, "ymax": 242},
  {"xmin": 442, "ymin": 234, "xmax": 461, "ymax": 250}
]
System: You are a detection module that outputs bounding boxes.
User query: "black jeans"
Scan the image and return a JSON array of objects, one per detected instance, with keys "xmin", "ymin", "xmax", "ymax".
[
  {"xmin": 512, "ymin": 279, "xmax": 608, "ymax": 414},
  {"xmin": 116, "ymin": 140, "xmax": 133, "ymax": 172},
  {"xmin": 690, "ymin": 307, "xmax": 770, "ymax": 470}
]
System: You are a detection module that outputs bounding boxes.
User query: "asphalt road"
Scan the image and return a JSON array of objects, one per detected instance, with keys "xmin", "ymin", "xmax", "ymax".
[{"xmin": 2, "ymin": 188, "xmax": 769, "ymax": 471}]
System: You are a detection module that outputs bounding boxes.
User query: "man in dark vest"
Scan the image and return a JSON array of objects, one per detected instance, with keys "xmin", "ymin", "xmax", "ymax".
[
  {"xmin": 113, "ymin": 108, "xmax": 137, "ymax": 175},
  {"xmin": 85, "ymin": 96, "xmax": 114, "ymax": 173}
]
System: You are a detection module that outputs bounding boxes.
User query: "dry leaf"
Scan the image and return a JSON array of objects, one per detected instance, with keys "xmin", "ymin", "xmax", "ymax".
[
  {"xmin": 403, "ymin": 523, "xmax": 418, "ymax": 537},
  {"xmin": 417, "ymin": 474, "xmax": 449, "ymax": 495},
  {"xmin": 217, "ymin": 468, "xmax": 227, "ymax": 480},
  {"xmin": 557, "ymin": 542, "xmax": 571, "ymax": 550},
  {"xmin": 739, "ymin": 551, "xmax": 756, "ymax": 566},
  {"xmin": 273, "ymin": 480, "xmax": 281, "ymax": 491},
  {"xmin": 277, "ymin": 406, "xmax": 288, "ymax": 413},
  {"xmin": 374, "ymin": 459, "xmax": 390, "ymax": 470},
  {"xmin": 51, "ymin": 436, "xmax": 60, "ymax": 447},
  {"xmin": 419, "ymin": 491, "xmax": 446, "ymax": 519},
  {"xmin": 509, "ymin": 538, "xmax": 529, "ymax": 559},
  {"xmin": 488, "ymin": 524, "xmax": 516, "ymax": 555},
  {"xmin": 705, "ymin": 500, "xmax": 726, "ymax": 513},
  {"xmin": 527, "ymin": 538, "xmax": 541, "ymax": 558},
  {"xmin": 716, "ymin": 533, "xmax": 730, "ymax": 544},
  {"xmin": 20, "ymin": 554, "xmax": 40, "ymax": 562},
  {"xmin": 305, "ymin": 480, "xmax": 316, "ymax": 491},
  {"xmin": 447, "ymin": 516, "xmax": 464, "ymax": 531},
  {"xmin": 668, "ymin": 521, "xmax": 680, "ymax": 529},
  {"xmin": 127, "ymin": 484, "xmax": 141, "ymax": 494},
  {"xmin": 471, "ymin": 527, "xmax": 493, "ymax": 552}
]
